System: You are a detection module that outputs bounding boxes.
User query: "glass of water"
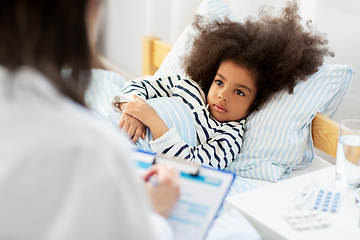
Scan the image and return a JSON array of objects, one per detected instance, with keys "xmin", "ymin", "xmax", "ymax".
[{"xmin": 336, "ymin": 119, "xmax": 360, "ymax": 188}]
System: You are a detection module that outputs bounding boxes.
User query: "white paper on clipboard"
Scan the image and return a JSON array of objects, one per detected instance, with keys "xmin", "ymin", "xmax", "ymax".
[{"xmin": 132, "ymin": 150, "xmax": 235, "ymax": 240}]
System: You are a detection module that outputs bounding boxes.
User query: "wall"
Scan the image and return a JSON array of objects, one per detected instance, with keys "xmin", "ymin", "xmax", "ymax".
[
  {"xmin": 102, "ymin": 0, "xmax": 360, "ymax": 163},
  {"xmin": 102, "ymin": 0, "xmax": 202, "ymax": 78},
  {"xmin": 308, "ymin": 0, "xmax": 360, "ymax": 163}
]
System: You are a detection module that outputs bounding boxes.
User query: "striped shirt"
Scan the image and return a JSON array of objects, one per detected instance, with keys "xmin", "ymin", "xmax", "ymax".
[{"xmin": 112, "ymin": 75, "xmax": 245, "ymax": 169}]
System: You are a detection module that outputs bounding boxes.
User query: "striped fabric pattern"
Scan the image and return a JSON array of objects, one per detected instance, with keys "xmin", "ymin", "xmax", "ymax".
[
  {"xmin": 86, "ymin": 71, "xmax": 198, "ymax": 153},
  {"xmin": 226, "ymin": 176, "xmax": 257, "ymax": 197},
  {"xmin": 150, "ymin": 0, "xmax": 355, "ymax": 182},
  {"xmin": 136, "ymin": 97, "xmax": 197, "ymax": 153},
  {"xmin": 114, "ymin": 75, "xmax": 245, "ymax": 169}
]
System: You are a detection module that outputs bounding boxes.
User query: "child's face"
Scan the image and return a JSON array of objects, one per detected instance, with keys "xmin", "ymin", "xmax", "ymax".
[{"xmin": 207, "ymin": 60, "xmax": 257, "ymax": 122}]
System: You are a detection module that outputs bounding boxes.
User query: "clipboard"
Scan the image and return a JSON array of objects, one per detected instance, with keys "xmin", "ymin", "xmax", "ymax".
[{"xmin": 132, "ymin": 150, "xmax": 235, "ymax": 240}]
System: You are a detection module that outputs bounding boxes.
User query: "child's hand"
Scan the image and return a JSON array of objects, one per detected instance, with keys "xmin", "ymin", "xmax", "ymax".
[
  {"xmin": 121, "ymin": 95, "xmax": 157, "ymax": 126},
  {"xmin": 122, "ymin": 95, "xmax": 169, "ymax": 140},
  {"xmin": 119, "ymin": 114, "xmax": 146, "ymax": 143}
]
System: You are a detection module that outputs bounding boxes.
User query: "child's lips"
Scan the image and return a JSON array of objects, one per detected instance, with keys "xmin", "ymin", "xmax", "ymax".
[{"xmin": 214, "ymin": 104, "xmax": 227, "ymax": 113}]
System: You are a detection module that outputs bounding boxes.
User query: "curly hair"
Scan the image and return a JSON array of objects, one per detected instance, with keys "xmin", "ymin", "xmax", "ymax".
[{"xmin": 183, "ymin": 1, "xmax": 334, "ymax": 115}]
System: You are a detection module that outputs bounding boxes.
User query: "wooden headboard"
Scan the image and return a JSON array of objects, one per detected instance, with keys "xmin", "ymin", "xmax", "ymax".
[
  {"xmin": 142, "ymin": 36, "xmax": 340, "ymax": 158},
  {"xmin": 143, "ymin": 36, "xmax": 172, "ymax": 76}
]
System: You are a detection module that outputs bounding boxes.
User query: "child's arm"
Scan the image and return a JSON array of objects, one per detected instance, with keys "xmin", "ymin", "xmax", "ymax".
[
  {"xmin": 112, "ymin": 75, "xmax": 182, "ymax": 111},
  {"xmin": 122, "ymin": 95, "xmax": 169, "ymax": 140},
  {"xmin": 149, "ymin": 120, "xmax": 246, "ymax": 169},
  {"xmin": 112, "ymin": 76, "xmax": 182, "ymax": 142}
]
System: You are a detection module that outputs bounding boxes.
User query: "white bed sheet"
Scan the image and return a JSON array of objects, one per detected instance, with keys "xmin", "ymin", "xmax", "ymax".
[{"xmin": 244, "ymin": 156, "xmax": 333, "ymax": 188}]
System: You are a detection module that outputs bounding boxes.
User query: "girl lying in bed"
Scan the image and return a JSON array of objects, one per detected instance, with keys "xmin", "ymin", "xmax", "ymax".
[{"xmin": 112, "ymin": 1, "xmax": 333, "ymax": 169}]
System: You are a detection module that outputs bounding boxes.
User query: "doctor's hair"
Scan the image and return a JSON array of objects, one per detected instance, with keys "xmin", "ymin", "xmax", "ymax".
[
  {"xmin": 183, "ymin": 0, "xmax": 334, "ymax": 115},
  {"xmin": 0, "ymin": 0, "xmax": 91, "ymax": 106}
]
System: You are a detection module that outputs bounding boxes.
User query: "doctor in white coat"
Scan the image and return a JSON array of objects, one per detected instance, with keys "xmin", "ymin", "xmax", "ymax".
[{"xmin": 0, "ymin": 0, "xmax": 180, "ymax": 239}]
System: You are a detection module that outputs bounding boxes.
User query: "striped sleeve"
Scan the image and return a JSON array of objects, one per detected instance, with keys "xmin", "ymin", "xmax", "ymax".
[
  {"xmin": 150, "ymin": 120, "xmax": 245, "ymax": 170},
  {"xmin": 111, "ymin": 75, "xmax": 182, "ymax": 111}
]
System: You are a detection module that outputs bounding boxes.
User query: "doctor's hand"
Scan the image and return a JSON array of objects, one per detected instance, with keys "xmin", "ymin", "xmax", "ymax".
[
  {"xmin": 119, "ymin": 113, "xmax": 146, "ymax": 143},
  {"xmin": 144, "ymin": 164, "xmax": 180, "ymax": 219}
]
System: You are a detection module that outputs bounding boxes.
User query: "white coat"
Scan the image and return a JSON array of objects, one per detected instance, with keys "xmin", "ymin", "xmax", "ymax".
[{"xmin": 0, "ymin": 66, "xmax": 173, "ymax": 240}]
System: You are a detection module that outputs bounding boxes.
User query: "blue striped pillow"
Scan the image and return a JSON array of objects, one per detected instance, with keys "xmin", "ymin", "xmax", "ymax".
[
  {"xmin": 85, "ymin": 69, "xmax": 126, "ymax": 127},
  {"xmin": 227, "ymin": 65, "xmax": 354, "ymax": 182},
  {"xmin": 136, "ymin": 97, "xmax": 197, "ymax": 152},
  {"xmin": 153, "ymin": 0, "xmax": 355, "ymax": 182}
]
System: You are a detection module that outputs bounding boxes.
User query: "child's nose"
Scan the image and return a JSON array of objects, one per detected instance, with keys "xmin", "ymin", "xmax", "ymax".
[{"xmin": 218, "ymin": 92, "xmax": 228, "ymax": 102}]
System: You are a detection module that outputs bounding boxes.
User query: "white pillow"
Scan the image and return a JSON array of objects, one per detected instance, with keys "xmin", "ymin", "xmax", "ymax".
[{"xmin": 153, "ymin": 0, "xmax": 355, "ymax": 182}]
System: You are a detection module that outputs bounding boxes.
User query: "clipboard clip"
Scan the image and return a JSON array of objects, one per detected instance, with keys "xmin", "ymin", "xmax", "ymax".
[{"xmin": 153, "ymin": 154, "xmax": 200, "ymax": 176}]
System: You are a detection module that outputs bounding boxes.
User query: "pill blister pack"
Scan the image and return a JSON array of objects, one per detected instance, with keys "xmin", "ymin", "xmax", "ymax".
[
  {"xmin": 285, "ymin": 210, "xmax": 330, "ymax": 231},
  {"xmin": 310, "ymin": 188, "xmax": 343, "ymax": 213}
]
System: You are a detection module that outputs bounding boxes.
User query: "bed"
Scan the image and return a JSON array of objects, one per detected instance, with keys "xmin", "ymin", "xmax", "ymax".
[
  {"xmin": 89, "ymin": 0, "xmax": 354, "ymax": 187},
  {"xmin": 142, "ymin": 36, "xmax": 339, "ymax": 160},
  {"xmin": 139, "ymin": 34, "xmax": 354, "ymax": 188}
]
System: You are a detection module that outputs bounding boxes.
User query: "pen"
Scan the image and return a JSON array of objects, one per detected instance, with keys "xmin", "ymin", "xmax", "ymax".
[{"xmin": 148, "ymin": 175, "xmax": 159, "ymax": 186}]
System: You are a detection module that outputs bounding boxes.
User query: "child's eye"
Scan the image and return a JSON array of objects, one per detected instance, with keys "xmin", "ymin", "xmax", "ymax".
[
  {"xmin": 235, "ymin": 89, "xmax": 244, "ymax": 96},
  {"xmin": 215, "ymin": 80, "xmax": 223, "ymax": 86}
]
